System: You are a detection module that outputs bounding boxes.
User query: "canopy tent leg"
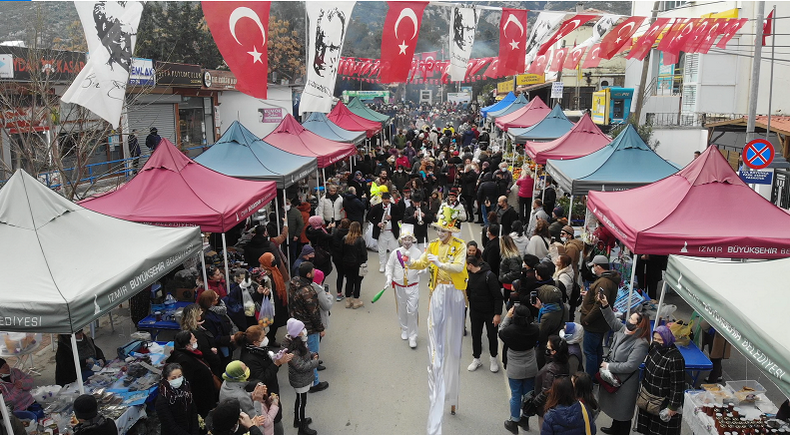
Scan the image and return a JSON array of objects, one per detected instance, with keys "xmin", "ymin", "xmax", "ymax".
[
  {"xmin": 283, "ymin": 189, "xmax": 290, "ymax": 267},
  {"xmin": 315, "ymin": 167, "xmax": 320, "ymax": 198},
  {"xmin": 322, "ymin": 168, "xmax": 328, "ymax": 197},
  {"xmin": 71, "ymin": 334, "xmax": 85, "ymax": 394},
  {"xmin": 0, "ymin": 394, "xmax": 14, "ymax": 435},
  {"xmin": 653, "ymin": 279, "xmax": 668, "ymax": 341},
  {"xmin": 626, "ymin": 252, "xmax": 639, "ymax": 316},
  {"xmin": 568, "ymin": 195, "xmax": 575, "ymax": 225},
  {"xmin": 200, "ymin": 251, "xmax": 209, "ymax": 295},
  {"xmin": 534, "ymin": 164, "xmax": 539, "ymax": 202},
  {"xmin": 222, "ymin": 233, "xmax": 230, "ymax": 295},
  {"xmin": 274, "ymin": 193, "xmax": 281, "ymax": 234}
]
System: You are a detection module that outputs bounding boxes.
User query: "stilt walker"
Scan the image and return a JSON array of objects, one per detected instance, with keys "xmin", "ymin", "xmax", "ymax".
[
  {"xmin": 409, "ymin": 205, "xmax": 468, "ymax": 435},
  {"xmin": 385, "ymin": 223, "xmax": 422, "ymax": 349}
]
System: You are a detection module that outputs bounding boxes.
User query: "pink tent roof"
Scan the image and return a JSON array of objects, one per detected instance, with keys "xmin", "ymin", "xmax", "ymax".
[
  {"xmin": 328, "ymin": 102, "xmax": 381, "ymax": 138},
  {"xmin": 587, "ymin": 146, "xmax": 790, "ymax": 259},
  {"xmin": 494, "ymin": 96, "xmax": 551, "ymax": 131},
  {"xmin": 263, "ymin": 114, "xmax": 356, "ymax": 168},
  {"xmin": 80, "ymin": 138, "xmax": 277, "ymax": 233},
  {"xmin": 525, "ymin": 113, "xmax": 611, "ymax": 164}
]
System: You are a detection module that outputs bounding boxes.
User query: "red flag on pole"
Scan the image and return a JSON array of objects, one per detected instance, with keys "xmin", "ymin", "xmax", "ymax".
[
  {"xmin": 682, "ymin": 18, "xmax": 714, "ymax": 53},
  {"xmin": 497, "ymin": 8, "xmax": 529, "ymax": 76},
  {"xmin": 715, "ymin": 18, "xmax": 747, "ymax": 49},
  {"xmin": 202, "ymin": 1, "xmax": 271, "ymax": 98},
  {"xmin": 379, "ymin": 1, "xmax": 429, "ymax": 83},
  {"xmin": 483, "ymin": 58, "xmax": 501, "ymax": 79},
  {"xmin": 626, "ymin": 17, "xmax": 671, "ymax": 61},
  {"xmin": 694, "ymin": 19, "xmax": 727, "ymax": 54},
  {"xmin": 563, "ymin": 42, "xmax": 587, "ymax": 70},
  {"xmin": 581, "ymin": 44, "xmax": 602, "ymax": 68},
  {"xmin": 538, "ymin": 14, "xmax": 596, "ymax": 56},
  {"xmin": 526, "ymin": 53, "xmax": 549, "ymax": 74},
  {"xmin": 763, "ymin": 9, "xmax": 774, "ymax": 46},
  {"xmin": 422, "ymin": 51, "xmax": 438, "ymax": 76},
  {"xmin": 599, "ymin": 16, "xmax": 646, "ymax": 59}
]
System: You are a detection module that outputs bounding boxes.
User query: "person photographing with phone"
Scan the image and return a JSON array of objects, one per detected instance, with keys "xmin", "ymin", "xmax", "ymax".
[{"xmin": 578, "ymin": 255, "xmax": 621, "ymax": 378}]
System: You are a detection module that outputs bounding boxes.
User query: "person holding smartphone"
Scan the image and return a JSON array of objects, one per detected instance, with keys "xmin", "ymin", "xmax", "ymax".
[{"xmin": 579, "ymin": 255, "xmax": 621, "ymax": 378}]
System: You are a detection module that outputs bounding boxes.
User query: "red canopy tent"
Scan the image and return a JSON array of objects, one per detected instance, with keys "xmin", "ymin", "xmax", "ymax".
[
  {"xmin": 587, "ymin": 146, "xmax": 790, "ymax": 259},
  {"xmin": 81, "ymin": 138, "xmax": 277, "ymax": 233},
  {"xmin": 263, "ymin": 114, "xmax": 356, "ymax": 168},
  {"xmin": 525, "ymin": 113, "xmax": 611, "ymax": 165},
  {"xmin": 494, "ymin": 96, "xmax": 551, "ymax": 131},
  {"xmin": 327, "ymin": 102, "xmax": 381, "ymax": 138}
]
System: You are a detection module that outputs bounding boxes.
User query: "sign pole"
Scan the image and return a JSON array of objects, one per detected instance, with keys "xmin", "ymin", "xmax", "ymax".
[{"xmin": 766, "ymin": 5, "xmax": 776, "ymax": 141}]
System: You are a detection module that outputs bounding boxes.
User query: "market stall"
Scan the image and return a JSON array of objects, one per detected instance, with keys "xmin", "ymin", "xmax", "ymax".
[
  {"xmin": 525, "ymin": 113, "xmax": 610, "ymax": 164},
  {"xmin": 301, "ymin": 112, "xmax": 367, "ymax": 144},
  {"xmin": 327, "ymin": 102, "xmax": 382, "ymax": 138},
  {"xmin": 263, "ymin": 114, "xmax": 357, "ymax": 168},
  {"xmin": 480, "ymin": 91, "xmax": 515, "ymax": 119},
  {"xmin": 487, "ymin": 93, "xmax": 529, "ymax": 121},
  {"xmin": 507, "ymin": 104, "xmax": 575, "ymax": 142},
  {"xmin": 494, "ymin": 96, "xmax": 551, "ymax": 131},
  {"xmin": 347, "ymin": 97, "xmax": 391, "ymax": 123}
]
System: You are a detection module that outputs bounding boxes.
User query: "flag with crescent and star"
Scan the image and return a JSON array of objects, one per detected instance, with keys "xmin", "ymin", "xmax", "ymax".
[
  {"xmin": 61, "ymin": 1, "xmax": 144, "ymax": 129},
  {"xmin": 496, "ymin": 8, "xmax": 528, "ymax": 76},
  {"xmin": 562, "ymin": 41, "xmax": 587, "ymax": 70},
  {"xmin": 693, "ymin": 18, "xmax": 728, "ymax": 54},
  {"xmin": 524, "ymin": 12, "xmax": 565, "ymax": 70},
  {"xmin": 421, "ymin": 51, "xmax": 438, "ymax": 77},
  {"xmin": 581, "ymin": 43, "xmax": 603, "ymax": 69},
  {"xmin": 537, "ymin": 14, "xmax": 596, "ymax": 57},
  {"xmin": 599, "ymin": 16, "xmax": 646, "ymax": 60},
  {"xmin": 658, "ymin": 18, "xmax": 702, "ymax": 65},
  {"xmin": 202, "ymin": 1, "xmax": 270, "ymax": 99},
  {"xmin": 301, "ymin": 1, "xmax": 356, "ymax": 114},
  {"xmin": 626, "ymin": 17, "xmax": 671, "ymax": 61},
  {"xmin": 380, "ymin": 1, "xmax": 428, "ymax": 83},
  {"xmin": 448, "ymin": 6, "xmax": 479, "ymax": 82}
]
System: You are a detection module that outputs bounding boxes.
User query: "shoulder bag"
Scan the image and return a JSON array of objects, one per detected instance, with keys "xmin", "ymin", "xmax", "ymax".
[
  {"xmin": 358, "ymin": 262, "xmax": 369, "ymax": 277},
  {"xmin": 580, "ymin": 401, "xmax": 592, "ymax": 435},
  {"xmin": 636, "ymin": 386, "xmax": 665, "ymax": 415}
]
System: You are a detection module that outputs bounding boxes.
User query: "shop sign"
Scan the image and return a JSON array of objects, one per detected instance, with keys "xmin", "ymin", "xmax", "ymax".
[
  {"xmin": 258, "ymin": 107, "xmax": 283, "ymax": 123},
  {"xmin": 155, "ymin": 61, "xmax": 202, "ymax": 88},
  {"xmin": 516, "ymin": 74, "xmax": 544, "ymax": 86},
  {"xmin": 0, "ymin": 54, "xmax": 12, "ymax": 79},
  {"xmin": 129, "ymin": 58, "xmax": 155, "ymax": 86},
  {"xmin": 1, "ymin": 47, "xmax": 86, "ymax": 82},
  {"xmin": 202, "ymin": 70, "xmax": 237, "ymax": 90},
  {"xmin": 497, "ymin": 79, "xmax": 514, "ymax": 94},
  {"xmin": 447, "ymin": 92, "xmax": 470, "ymax": 103}
]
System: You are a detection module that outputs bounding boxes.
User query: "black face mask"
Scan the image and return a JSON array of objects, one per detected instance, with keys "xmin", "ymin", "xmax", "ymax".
[
  {"xmin": 0, "ymin": 373, "xmax": 9, "ymax": 381},
  {"xmin": 545, "ymin": 348, "xmax": 553, "ymax": 357},
  {"xmin": 625, "ymin": 322, "xmax": 638, "ymax": 332}
]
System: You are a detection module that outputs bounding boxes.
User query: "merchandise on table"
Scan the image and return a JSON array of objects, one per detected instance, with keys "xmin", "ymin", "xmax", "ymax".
[{"xmin": 684, "ymin": 388, "xmax": 786, "ymax": 435}]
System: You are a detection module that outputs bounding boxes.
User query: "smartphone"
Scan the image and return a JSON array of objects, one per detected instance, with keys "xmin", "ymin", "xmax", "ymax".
[{"xmin": 529, "ymin": 291, "xmax": 537, "ymax": 305}]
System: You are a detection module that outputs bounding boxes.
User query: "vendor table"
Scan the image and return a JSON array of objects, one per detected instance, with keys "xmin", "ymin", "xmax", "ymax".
[
  {"xmin": 682, "ymin": 389, "xmax": 781, "ymax": 435},
  {"xmin": 136, "ymin": 301, "xmax": 191, "ymax": 339},
  {"xmin": 677, "ymin": 341, "xmax": 713, "ymax": 386}
]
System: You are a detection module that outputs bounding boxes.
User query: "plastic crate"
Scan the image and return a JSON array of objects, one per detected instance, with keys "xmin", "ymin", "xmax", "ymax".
[{"xmin": 725, "ymin": 380, "xmax": 766, "ymax": 402}]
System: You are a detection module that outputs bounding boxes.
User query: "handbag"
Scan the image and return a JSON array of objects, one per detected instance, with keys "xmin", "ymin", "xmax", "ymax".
[
  {"xmin": 580, "ymin": 401, "xmax": 592, "ymax": 435},
  {"xmin": 636, "ymin": 386, "xmax": 665, "ymax": 415},
  {"xmin": 595, "ymin": 370, "xmax": 622, "ymax": 393},
  {"xmin": 521, "ymin": 390, "xmax": 538, "ymax": 416},
  {"xmin": 358, "ymin": 263, "xmax": 369, "ymax": 277}
]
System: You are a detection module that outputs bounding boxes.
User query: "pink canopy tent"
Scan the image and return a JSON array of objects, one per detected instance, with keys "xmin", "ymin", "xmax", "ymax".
[
  {"xmin": 587, "ymin": 146, "xmax": 790, "ymax": 259},
  {"xmin": 494, "ymin": 96, "xmax": 551, "ymax": 131},
  {"xmin": 328, "ymin": 102, "xmax": 381, "ymax": 138},
  {"xmin": 81, "ymin": 138, "xmax": 277, "ymax": 233},
  {"xmin": 263, "ymin": 114, "xmax": 356, "ymax": 168},
  {"xmin": 525, "ymin": 113, "xmax": 611, "ymax": 165}
]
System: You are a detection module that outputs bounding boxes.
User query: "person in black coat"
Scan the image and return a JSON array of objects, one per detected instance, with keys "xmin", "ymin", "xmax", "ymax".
[
  {"xmin": 305, "ymin": 217, "xmax": 335, "ymax": 277},
  {"xmin": 55, "ymin": 331, "xmax": 106, "ymax": 387},
  {"xmin": 197, "ymin": 290, "xmax": 236, "ymax": 368},
  {"xmin": 72, "ymin": 394, "xmax": 117, "ymax": 435},
  {"xmin": 155, "ymin": 362, "xmax": 200, "ymax": 435},
  {"xmin": 477, "ymin": 172, "xmax": 499, "ymax": 225},
  {"xmin": 237, "ymin": 325, "xmax": 294, "ymax": 433},
  {"xmin": 330, "ymin": 219, "xmax": 351, "ymax": 300},
  {"xmin": 460, "ymin": 166, "xmax": 479, "ymax": 222},
  {"xmin": 342, "ymin": 188, "xmax": 366, "ymax": 224},
  {"xmin": 243, "ymin": 226, "xmax": 275, "ymax": 267},
  {"xmin": 180, "ymin": 303, "xmax": 224, "ymax": 377},
  {"xmin": 165, "ymin": 331, "xmax": 219, "ymax": 418},
  {"xmin": 465, "ymin": 256, "xmax": 504, "ymax": 372},
  {"xmin": 402, "ymin": 193, "xmax": 435, "ymax": 248},
  {"xmin": 496, "ymin": 196, "xmax": 519, "ymax": 235},
  {"xmin": 482, "ymin": 224, "xmax": 502, "ymax": 278}
]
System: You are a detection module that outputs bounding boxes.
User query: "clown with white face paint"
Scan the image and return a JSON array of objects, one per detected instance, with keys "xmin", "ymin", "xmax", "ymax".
[
  {"xmin": 409, "ymin": 205, "xmax": 468, "ymax": 435},
  {"xmin": 386, "ymin": 223, "xmax": 423, "ymax": 349}
]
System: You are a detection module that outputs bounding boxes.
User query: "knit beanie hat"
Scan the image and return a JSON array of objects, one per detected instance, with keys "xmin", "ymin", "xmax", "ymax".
[
  {"xmin": 223, "ymin": 361, "xmax": 250, "ymax": 382},
  {"xmin": 308, "ymin": 215, "xmax": 324, "ymax": 229},
  {"xmin": 300, "ymin": 245, "xmax": 315, "ymax": 258},
  {"xmin": 73, "ymin": 394, "xmax": 98, "ymax": 420},
  {"xmin": 313, "ymin": 269, "xmax": 325, "ymax": 285},
  {"xmin": 287, "ymin": 318, "xmax": 305, "ymax": 338},
  {"xmin": 562, "ymin": 225, "xmax": 575, "ymax": 237},
  {"xmin": 209, "ymin": 399, "xmax": 241, "ymax": 434}
]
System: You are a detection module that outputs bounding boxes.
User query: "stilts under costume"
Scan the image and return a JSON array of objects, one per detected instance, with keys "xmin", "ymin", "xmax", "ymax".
[
  {"xmin": 385, "ymin": 223, "xmax": 422, "ymax": 348},
  {"xmin": 409, "ymin": 205, "xmax": 467, "ymax": 435}
]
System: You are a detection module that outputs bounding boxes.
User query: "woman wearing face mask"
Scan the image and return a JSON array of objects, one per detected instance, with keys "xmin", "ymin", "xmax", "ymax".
[
  {"xmin": 155, "ymin": 363, "xmax": 199, "ymax": 435},
  {"xmin": 166, "ymin": 330, "xmax": 218, "ymax": 418},
  {"xmin": 198, "ymin": 289, "xmax": 236, "ymax": 368},
  {"xmin": 55, "ymin": 330, "xmax": 106, "ymax": 387},
  {"xmin": 238, "ymin": 325, "xmax": 295, "ymax": 435},
  {"xmin": 596, "ymin": 293, "xmax": 651, "ymax": 435},
  {"xmin": 523, "ymin": 335, "xmax": 570, "ymax": 431},
  {"xmin": 283, "ymin": 318, "xmax": 319, "ymax": 435},
  {"xmin": 259, "ymin": 252, "xmax": 290, "ymax": 347},
  {"xmin": 180, "ymin": 303, "xmax": 223, "ymax": 377},
  {"xmin": 635, "ymin": 326, "xmax": 685, "ymax": 435}
]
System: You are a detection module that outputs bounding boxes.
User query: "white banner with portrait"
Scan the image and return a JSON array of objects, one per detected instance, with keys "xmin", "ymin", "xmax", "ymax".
[
  {"xmin": 524, "ymin": 12, "xmax": 565, "ymax": 69},
  {"xmin": 300, "ymin": 1, "xmax": 356, "ymax": 115},
  {"xmin": 580, "ymin": 14, "xmax": 620, "ymax": 48},
  {"xmin": 448, "ymin": 7, "xmax": 479, "ymax": 82},
  {"xmin": 62, "ymin": 1, "xmax": 144, "ymax": 129}
]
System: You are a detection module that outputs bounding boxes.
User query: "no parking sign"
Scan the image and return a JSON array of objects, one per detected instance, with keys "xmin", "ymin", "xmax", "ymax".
[{"xmin": 743, "ymin": 138, "xmax": 775, "ymax": 170}]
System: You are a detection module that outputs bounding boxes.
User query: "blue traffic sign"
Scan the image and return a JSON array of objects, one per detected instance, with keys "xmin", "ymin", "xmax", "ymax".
[
  {"xmin": 743, "ymin": 138, "xmax": 775, "ymax": 170},
  {"xmin": 739, "ymin": 169, "xmax": 773, "ymax": 185}
]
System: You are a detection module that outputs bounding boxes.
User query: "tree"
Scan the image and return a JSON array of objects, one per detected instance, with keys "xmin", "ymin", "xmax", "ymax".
[
  {"xmin": 267, "ymin": 17, "xmax": 304, "ymax": 83},
  {"xmin": 51, "ymin": 21, "xmax": 87, "ymax": 52}
]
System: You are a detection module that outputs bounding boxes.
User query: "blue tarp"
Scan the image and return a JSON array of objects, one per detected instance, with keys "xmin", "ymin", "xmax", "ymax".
[
  {"xmin": 487, "ymin": 93, "xmax": 529, "ymax": 120},
  {"xmin": 195, "ymin": 121, "xmax": 317, "ymax": 189},
  {"xmin": 302, "ymin": 112, "xmax": 366, "ymax": 144},
  {"xmin": 508, "ymin": 104, "xmax": 575, "ymax": 142},
  {"xmin": 546, "ymin": 124, "xmax": 680, "ymax": 195},
  {"xmin": 480, "ymin": 91, "xmax": 515, "ymax": 118}
]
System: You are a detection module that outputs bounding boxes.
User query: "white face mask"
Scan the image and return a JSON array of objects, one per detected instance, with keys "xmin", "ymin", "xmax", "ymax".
[
  {"xmin": 260, "ymin": 337, "xmax": 269, "ymax": 347},
  {"xmin": 192, "ymin": 342, "xmax": 198, "ymax": 350},
  {"xmin": 168, "ymin": 376, "xmax": 184, "ymax": 389},
  {"xmin": 300, "ymin": 331, "xmax": 308, "ymax": 342}
]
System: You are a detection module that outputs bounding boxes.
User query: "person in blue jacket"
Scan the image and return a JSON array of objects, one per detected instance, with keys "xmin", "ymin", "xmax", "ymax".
[{"xmin": 541, "ymin": 376, "xmax": 596, "ymax": 435}]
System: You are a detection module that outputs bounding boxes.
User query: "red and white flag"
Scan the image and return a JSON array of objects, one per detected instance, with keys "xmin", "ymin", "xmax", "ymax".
[
  {"xmin": 380, "ymin": 1, "xmax": 429, "ymax": 83},
  {"xmin": 581, "ymin": 44, "xmax": 602, "ymax": 68},
  {"xmin": 526, "ymin": 53, "xmax": 549, "ymax": 74},
  {"xmin": 626, "ymin": 17, "xmax": 671, "ymax": 61},
  {"xmin": 483, "ymin": 58, "xmax": 501, "ymax": 79},
  {"xmin": 548, "ymin": 47, "xmax": 569, "ymax": 73},
  {"xmin": 599, "ymin": 16, "xmax": 646, "ymax": 59},
  {"xmin": 202, "ymin": 2, "xmax": 270, "ymax": 99},
  {"xmin": 763, "ymin": 9, "xmax": 774, "ymax": 46},
  {"xmin": 421, "ymin": 51, "xmax": 438, "ymax": 77},
  {"xmin": 579, "ymin": 14, "xmax": 619, "ymax": 48},
  {"xmin": 497, "ymin": 8, "xmax": 528, "ymax": 76},
  {"xmin": 715, "ymin": 18, "xmax": 747, "ymax": 49},
  {"xmin": 538, "ymin": 14, "xmax": 596, "ymax": 56},
  {"xmin": 692, "ymin": 19, "xmax": 727, "ymax": 54},
  {"xmin": 525, "ymin": 12, "xmax": 566, "ymax": 68},
  {"xmin": 563, "ymin": 42, "xmax": 587, "ymax": 70},
  {"xmin": 681, "ymin": 18, "xmax": 714, "ymax": 53}
]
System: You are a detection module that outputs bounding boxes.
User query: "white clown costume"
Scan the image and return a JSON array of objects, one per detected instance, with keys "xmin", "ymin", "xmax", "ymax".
[{"xmin": 385, "ymin": 223, "xmax": 422, "ymax": 349}]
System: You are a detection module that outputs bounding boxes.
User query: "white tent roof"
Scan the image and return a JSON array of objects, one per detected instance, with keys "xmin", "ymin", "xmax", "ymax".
[{"xmin": 0, "ymin": 170, "xmax": 202, "ymax": 333}]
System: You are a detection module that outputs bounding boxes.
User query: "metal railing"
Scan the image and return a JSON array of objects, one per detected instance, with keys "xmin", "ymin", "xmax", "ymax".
[{"xmin": 644, "ymin": 112, "xmax": 746, "ymax": 128}]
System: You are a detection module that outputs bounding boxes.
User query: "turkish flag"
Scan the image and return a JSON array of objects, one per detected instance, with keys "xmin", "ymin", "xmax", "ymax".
[
  {"xmin": 359, "ymin": 59, "xmax": 374, "ymax": 76},
  {"xmin": 693, "ymin": 19, "xmax": 727, "ymax": 53},
  {"xmin": 526, "ymin": 53, "xmax": 549, "ymax": 74},
  {"xmin": 548, "ymin": 47, "xmax": 569, "ymax": 72},
  {"xmin": 202, "ymin": 2, "xmax": 271, "ymax": 98},
  {"xmin": 483, "ymin": 58, "xmax": 501, "ymax": 79},
  {"xmin": 380, "ymin": 1, "xmax": 429, "ymax": 83},
  {"xmin": 681, "ymin": 18, "xmax": 715, "ymax": 53},
  {"xmin": 538, "ymin": 14, "xmax": 596, "ymax": 56},
  {"xmin": 599, "ymin": 16, "xmax": 646, "ymax": 60},
  {"xmin": 657, "ymin": 18, "xmax": 692, "ymax": 64},
  {"xmin": 563, "ymin": 43, "xmax": 587, "ymax": 70},
  {"xmin": 716, "ymin": 18, "xmax": 747, "ymax": 49},
  {"xmin": 468, "ymin": 58, "xmax": 488, "ymax": 76},
  {"xmin": 626, "ymin": 18, "xmax": 671, "ymax": 61},
  {"xmin": 581, "ymin": 44, "xmax": 602, "ymax": 68},
  {"xmin": 764, "ymin": 9, "xmax": 774, "ymax": 46},
  {"xmin": 422, "ymin": 51, "xmax": 438, "ymax": 76},
  {"xmin": 498, "ymin": 8, "xmax": 529, "ymax": 76}
]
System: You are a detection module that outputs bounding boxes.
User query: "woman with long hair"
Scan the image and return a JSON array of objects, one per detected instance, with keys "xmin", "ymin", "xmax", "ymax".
[
  {"xmin": 155, "ymin": 363, "xmax": 199, "ymax": 435},
  {"xmin": 499, "ymin": 305, "xmax": 540, "ymax": 434},
  {"xmin": 635, "ymin": 326, "xmax": 685, "ymax": 435},
  {"xmin": 597, "ymin": 293, "xmax": 651, "ymax": 435},
  {"xmin": 554, "ymin": 254, "xmax": 574, "ymax": 303},
  {"xmin": 526, "ymin": 335, "xmax": 570, "ymax": 430},
  {"xmin": 526, "ymin": 219, "xmax": 551, "ymax": 259},
  {"xmin": 541, "ymin": 377, "xmax": 596, "ymax": 435},
  {"xmin": 180, "ymin": 303, "xmax": 223, "ymax": 377},
  {"xmin": 197, "ymin": 289, "xmax": 236, "ymax": 368},
  {"xmin": 573, "ymin": 372, "xmax": 599, "ymax": 420},
  {"xmin": 340, "ymin": 221, "xmax": 367, "ymax": 309},
  {"xmin": 499, "ymin": 235, "xmax": 523, "ymax": 303},
  {"xmin": 509, "ymin": 220, "xmax": 529, "ymax": 257},
  {"xmin": 466, "ymin": 240, "xmax": 482, "ymax": 260},
  {"xmin": 330, "ymin": 219, "xmax": 351, "ymax": 301},
  {"xmin": 165, "ymin": 330, "xmax": 218, "ymax": 418},
  {"xmin": 259, "ymin": 252, "xmax": 289, "ymax": 347}
]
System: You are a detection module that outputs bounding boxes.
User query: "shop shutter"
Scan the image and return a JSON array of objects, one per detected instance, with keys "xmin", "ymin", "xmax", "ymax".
[{"xmin": 127, "ymin": 104, "xmax": 176, "ymax": 153}]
